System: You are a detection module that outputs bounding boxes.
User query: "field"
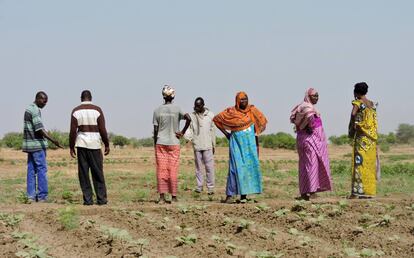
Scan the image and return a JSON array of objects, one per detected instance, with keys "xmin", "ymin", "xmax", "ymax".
[{"xmin": 1, "ymin": 145, "xmax": 414, "ymax": 258}]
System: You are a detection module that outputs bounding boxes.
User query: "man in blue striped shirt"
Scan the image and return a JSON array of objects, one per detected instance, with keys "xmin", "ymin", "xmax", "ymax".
[{"xmin": 23, "ymin": 91, "xmax": 62, "ymax": 203}]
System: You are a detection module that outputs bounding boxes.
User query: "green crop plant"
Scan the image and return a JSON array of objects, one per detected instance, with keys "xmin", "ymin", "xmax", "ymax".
[
  {"xmin": 16, "ymin": 190, "xmax": 30, "ymax": 204},
  {"xmin": 250, "ymin": 251, "xmax": 284, "ymax": 258},
  {"xmin": 225, "ymin": 242, "xmax": 237, "ymax": 255},
  {"xmin": 274, "ymin": 208, "xmax": 290, "ymax": 217},
  {"xmin": 222, "ymin": 217, "xmax": 233, "ymax": 226},
  {"xmin": 237, "ymin": 219, "xmax": 254, "ymax": 232},
  {"xmin": 0, "ymin": 212, "xmax": 24, "ymax": 228},
  {"xmin": 58, "ymin": 206, "xmax": 79, "ymax": 230},
  {"xmin": 175, "ymin": 234, "xmax": 197, "ymax": 246},
  {"xmin": 61, "ymin": 190, "xmax": 75, "ymax": 203},
  {"xmin": 12, "ymin": 231, "xmax": 51, "ymax": 258},
  {"xmin": 255, "ymin": 203, "xmax": 271, "ymax": 212}
]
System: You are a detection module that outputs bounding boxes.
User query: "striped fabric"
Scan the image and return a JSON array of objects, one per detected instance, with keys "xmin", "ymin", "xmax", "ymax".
[
  {"xmin": 155, "ymin": 144, "xmax": 180, "ymax": 195},
  {"xmin": 296, "ymin": 118, "xmax": 332, "ymax": 195},
  {"xmin": 22, "ymin": 103, "xmax": 48, "ymax": 152},
  {"xmin": 69, "ymin": 101, "xmax": 109, "ymax": 150}
]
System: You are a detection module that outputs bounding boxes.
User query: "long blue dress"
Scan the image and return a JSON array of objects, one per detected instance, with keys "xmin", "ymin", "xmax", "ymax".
[{"xmin": 226, "ymin": 125, "xmax": 263, "ymax": 196}]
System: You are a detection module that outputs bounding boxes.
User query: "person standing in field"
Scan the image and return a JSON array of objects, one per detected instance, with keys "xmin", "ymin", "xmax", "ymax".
[
  {"xmin": 184, "ymin": 97, "xmax": 216, "ymax": 195},
  {"xmin": 22, "ymin": 91, "xmax": 63, "ymax": 203},
  {"xmin": 348, "ymin": 82, "xmax": 379, "ymax": 199},
  {"xmin": 213, "ymin": 91, "xmax": 267, "ymax": 203},
  {"xmin": 290, "ymin": 88, "xmax": 332, "ymax": 201},
  {"xmin": 69, "ymin": 90, "xmax": 110, "ymax": 205},
  {"xmin": 153, "ymin": 85, "xmax": 191, "ymax": 204}
]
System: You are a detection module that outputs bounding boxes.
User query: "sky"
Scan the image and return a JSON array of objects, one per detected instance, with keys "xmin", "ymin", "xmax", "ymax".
[{"xmin": 1, "ymin": 0, "xmax": 413, "ymax": 138}]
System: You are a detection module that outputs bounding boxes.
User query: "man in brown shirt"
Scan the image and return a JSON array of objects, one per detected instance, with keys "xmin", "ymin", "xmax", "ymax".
[{"xmin": 69, "ymin": 90, "xmax": 110, "ymax": 205}]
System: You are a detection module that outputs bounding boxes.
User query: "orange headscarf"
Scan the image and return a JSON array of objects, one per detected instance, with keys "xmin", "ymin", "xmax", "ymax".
[{"xmin": 213, "ymin": 92, "xmax": 267, "ymax": 134}]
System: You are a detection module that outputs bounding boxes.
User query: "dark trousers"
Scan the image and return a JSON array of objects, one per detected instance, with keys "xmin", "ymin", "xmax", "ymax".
[{"xmin": 77, "ymin": 147, "xmax": 107, "ymax": 204}]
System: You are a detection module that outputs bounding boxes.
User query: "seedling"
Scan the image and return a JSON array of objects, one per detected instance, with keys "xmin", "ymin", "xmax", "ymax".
[
  {"xmin": 388, "ymin": 235, "xmax": 400, "ymax": 241},
  {"xmin": 61, "ymin": 190, "xmax": 75, "ymax": 203},
  {"xmin": 225, "ymin": 242, "xmax": 237, "ymax": 255},
  {"xmin": 12, "ymin": 231, "xmax": 51, "ymax": 258},
  {"xmin": 222, "ymin": 217, "xmax": 233, "ymax": 226},
  {"xmin": 16, "ymin": 190, "xmax": 30, "ymax": 204},
  {"xmin": 288, "ymin": 228, "xmax": 300, "ymax": 235},
  {"xmin": 58, "ymin": 206, "xmax": 79, "ymax": 230},
  {"xmin": 237, "ymin": 219, "xmax": 254, "ymax": 231},
  {"xmin": 274, "ymin": 208, "xmax": 290, "ymax": 217},
  {"xmin": 176, "ymin": 234, "xmax": 197, "ymax": 246},
  {"xmin": 291, "ymin": 201, "xmax": 307, "ymax": 212},
  {"xmin": 250, "ymin": 251, "xmax": 284, "ymax": 258},
  {"xmin": 255, "ymin": 203, "xmax": 270, "ymax": 212},
  {"xmin": 178, "ymin": 205, "xmax": 189, "ymax": 214},
  {"xmin": 307, "ymin": 215, "xmax": 325, "ymax": 225},
  {"xmin": 0, "ymin": 212, "xmax": 24, "ymax": 228}
]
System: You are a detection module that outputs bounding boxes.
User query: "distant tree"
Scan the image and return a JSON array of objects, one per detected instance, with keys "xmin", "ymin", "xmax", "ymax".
[
  {"xmin": 259, "ymin": 132, "xmax": 296, "ymax": 150},
  {"xmin": 216, "ymin": 137, "xmax": 229, "ymax": 147},
  {"xmin": 1, "ymin": 132, "xmax": 23, "ymax": 150},
  {"xmin": 47, "ymin": 130, "xmax": 69, "ymax": 149},
  {"xmin": 329, "ymin": 135, "xmax": 351, "ymax": 146},
  {"xmin": 112, "ymin": 135, "xmax": 130, "ymax": 148},
  {"xmin": 396, "ymin": 124, "xmax": 414, "ymax": 144},
  {"xmin": 130, "ymin": 137, "xmax": 154, "ymax": 148}
]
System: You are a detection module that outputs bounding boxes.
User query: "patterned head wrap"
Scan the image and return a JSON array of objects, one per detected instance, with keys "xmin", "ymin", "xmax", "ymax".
[{"xmin": 162, "ymin": 85, "xmax": 175, "ymax": 98}]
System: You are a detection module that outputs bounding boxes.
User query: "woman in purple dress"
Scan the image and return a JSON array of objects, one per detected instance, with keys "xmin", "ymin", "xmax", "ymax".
[{"xmin": 290, "ymin": 88, "xmax": 333, "ymax": 200}]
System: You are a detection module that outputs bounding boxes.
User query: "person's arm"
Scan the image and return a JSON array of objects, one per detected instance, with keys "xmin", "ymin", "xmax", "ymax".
[
  {"xmin": 97, "ymin": 110, "xmax": 110, "ymax": 156},
  {"xmin": 153, "ymin": 125, "xmax": 159, "ymax": 146},
  {"xmin": 153, "ymin": 110, "xmax": 159, "ymax": 146},
  {"xmin": 69, "ymin": 112, "xmax": 78, "ymax": 158},
  {"xmin": 217, "ymin": 127, "xmax": 231, "ymax": 140},
  {"xmin": 32, "ymin": 109, "xmax": 62, "ymax": 148},
  {"xmin": 211, "ymin": 121, "xmax": 216, "ymax": 154},
  {"xmin": 305, "ymin": 116, "xmax": 314, "ymax": 135},
  {"xmin": 176, "ymin": 113, "xmax": 191, "ymax": 138},
  {"xmin": 38, "ymin": 129, "xmax": 63, "ymax": 148},
  {"xmin": 348, "ymin": 104, "xmax": 359, "ymax": 138}
]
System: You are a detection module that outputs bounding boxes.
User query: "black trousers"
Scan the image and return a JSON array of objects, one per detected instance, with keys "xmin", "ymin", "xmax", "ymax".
[{"xmin": 77, "ymin": 147, "xmax": 107, "ymax": 204}]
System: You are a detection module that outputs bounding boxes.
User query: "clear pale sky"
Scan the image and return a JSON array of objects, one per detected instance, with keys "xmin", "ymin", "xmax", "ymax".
[{"xmin": 1, "ymin": 0, "xmax": 413, "ymax": 138}]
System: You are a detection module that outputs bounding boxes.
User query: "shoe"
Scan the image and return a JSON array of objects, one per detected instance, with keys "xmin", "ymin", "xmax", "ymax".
[
  {"xmin": 295, "ymin": 194, "xmax": 310, "ymax": 201},
  {"xmin": 158, "ymin": 199, "xmax": 171, "ymax": 204},
  {"xmin": 207, "ymin": 191, "xmax": 215, "ymax": 196},
  {"xmin": 221, "ymin": 196, "xmax": 234, "ymax": 204},
  {"xmin": 83, "ymin": 202, "xmax": 93, "ymax": 206},
  {"xmin": 97, "ymin": 202, "xmax": 107, "ymax": 206},
  {"xmin": 309, "ymin": 193, "xmax": 318, "ymax": 200},
  {"xmin": 193, "ymin": 189, "xmax": 202, "ymax": 194}
]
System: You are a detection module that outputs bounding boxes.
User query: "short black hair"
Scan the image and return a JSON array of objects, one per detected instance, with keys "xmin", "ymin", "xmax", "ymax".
[
  {"xmin": 35, "ymin": 91, "xmax": 48, "ymax": 100},
  {"xmin": 194, "ymin": 97, "xmax": 204, "ymax": 105},
  {"xmin": 354, "ymin": 82, "xmax": 369, "ymax": 95},
  {"xmin": 81, "ymin": 90, "xmax": 92, "ymax": 101}
]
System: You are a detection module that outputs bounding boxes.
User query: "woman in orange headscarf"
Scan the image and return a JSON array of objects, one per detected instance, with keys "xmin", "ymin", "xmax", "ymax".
[{"xmin": 214, "ymin": 92, "xmax": 267, "ymax": 203}]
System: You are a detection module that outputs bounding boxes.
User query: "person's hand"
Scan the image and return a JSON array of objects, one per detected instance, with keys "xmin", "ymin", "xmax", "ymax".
[
  {"xmin": 54, "ymin": 141, "xmax": 64, "ymax": 149},
  {"xmin": 70, "ymin": 148, "xmax": 76, "ymax": 158},
  {"xmin": 104, "ymin": 146, "xmax": 110, "ymax": 156},
  {"xmin": 175, "ymin": 131, "xmax": 184, "ymax": 139}
]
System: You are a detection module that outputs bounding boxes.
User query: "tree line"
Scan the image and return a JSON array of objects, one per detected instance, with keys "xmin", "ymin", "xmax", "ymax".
[{"xmin": 1, "ymin": 124, "xmax": 414, "ymax": 150}]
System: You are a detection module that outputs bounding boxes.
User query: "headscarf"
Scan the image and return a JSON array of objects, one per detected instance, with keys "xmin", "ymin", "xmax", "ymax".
[
  {"xmin": 290, "ymin": 88, "xmax": 320, "ymax": 130},
  {"xmin": 162, "ymin": 85, "xmax": 175, "ymax": 98},
  {"xmin": 213, "ymin": 92, "xmax": 267, "ymax": 134}
]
